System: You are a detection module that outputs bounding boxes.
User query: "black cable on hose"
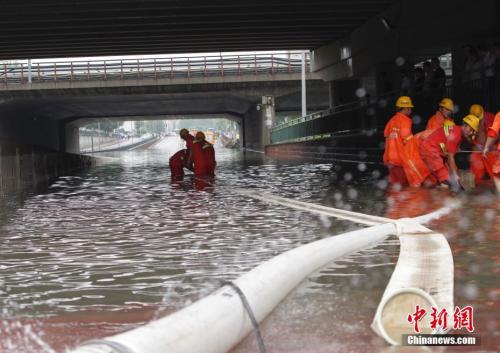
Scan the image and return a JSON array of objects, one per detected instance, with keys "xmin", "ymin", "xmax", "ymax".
[{"xmin": 222, "ymin": 281, "xmax": 268, "ymax": 353}]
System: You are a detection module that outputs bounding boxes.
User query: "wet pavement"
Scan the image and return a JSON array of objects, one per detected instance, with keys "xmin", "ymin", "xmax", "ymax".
[{"xmin": 0, "ymin": 137, "xmax": 498, "ymax": 353}]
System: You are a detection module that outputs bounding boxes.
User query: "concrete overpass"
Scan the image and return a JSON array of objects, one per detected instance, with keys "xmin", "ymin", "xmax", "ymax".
[
  {"xmin": 0, "ymin": 1, "xmax": 396, "ymax": 59},
  {"xmin": 1, "ymin": 0, "xmax": 498, "ymax": 157},
  {"xmin": 0, "ymin": 53, "xmax": 330, "ymax": 152}
]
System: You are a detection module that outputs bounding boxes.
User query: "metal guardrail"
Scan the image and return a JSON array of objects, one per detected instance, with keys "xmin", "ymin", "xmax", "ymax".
[
  {"xmin": 269, "ymin": 78, "xmax": 462, "ymax": 136},
  {"xmin": 270, "ymin": 75, "xmax": 499, "ymax": 145},
  {"xmin": 0, "ymin": 52, "xmax": 310, "ymax": 85}
]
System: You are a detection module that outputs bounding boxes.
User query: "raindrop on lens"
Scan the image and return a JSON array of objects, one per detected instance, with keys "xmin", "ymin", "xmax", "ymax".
[
  {"xmin": 355, "ymin": 87, "xmax": 367, "ymax": 98},
  {"xmin": 357, "ymin": 163, "xmax": 367, "ymax": 172},
  {"xmin": 395, "ymin": 56, "xmax": 405, "ymax": 67},
  {"xmin": 462, "ymin": 283, "xmax": 479, "ymax": 300},
  {"xmin": 347, "ymin": 188, "xmax": 358, "ymax": 199},
  {"xmin": 376, "ymin": 180, "xmax": 388, "ymax": 189},
  {"xmin": 484, "ymin": 209, "xmax": 495, "ymax": 221}
]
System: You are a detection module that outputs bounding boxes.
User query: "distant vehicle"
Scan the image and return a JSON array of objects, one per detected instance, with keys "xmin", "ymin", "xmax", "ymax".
[{"xmin": 205, "ymin": 130, "xmax": 216, "ymax": 144}]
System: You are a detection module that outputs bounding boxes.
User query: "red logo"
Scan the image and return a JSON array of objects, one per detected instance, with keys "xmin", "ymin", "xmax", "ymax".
[{"xmin": 408, "ymin": 306, "xmax": 475, "ymax": 333}]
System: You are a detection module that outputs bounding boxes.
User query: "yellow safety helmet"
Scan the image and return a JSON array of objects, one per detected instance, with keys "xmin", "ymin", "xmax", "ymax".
[
  {"xmin": 439, "ymin": 98, "xmax": 454, "ymax": 111},
  {"xmin": 469, "ymin": 104, "xmax": 484, "ymax": 120},
  {"xmin": 462, "ymin": 114, "xmax": 480, "ymax": 132},
  {"xmin": 395, "ymin": 96, "xmax": 414, "ymax": 108},
  {"xmin": 195, "ymin": 131, "xmax": 206, "ymax": 140},
  {"xmin": 180, "ymin": 128, "xmax": 189, "ymax": 137}
]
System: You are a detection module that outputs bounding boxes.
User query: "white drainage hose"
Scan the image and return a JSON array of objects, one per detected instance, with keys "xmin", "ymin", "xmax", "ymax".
[{"xmin": 69, "ymin": 192, "xmax": 458, "ymax": 353}]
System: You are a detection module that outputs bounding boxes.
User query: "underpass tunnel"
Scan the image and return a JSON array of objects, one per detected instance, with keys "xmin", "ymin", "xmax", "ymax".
[
  {"xmin": 72, "ymin": 113, "xmax": 244, "ymax": 154},
  {"xmin": 0, "ymin": 81, "xmax": 330, "ymax": 154}
]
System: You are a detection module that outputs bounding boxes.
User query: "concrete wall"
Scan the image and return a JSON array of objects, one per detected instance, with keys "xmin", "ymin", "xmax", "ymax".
[
  {"xmin": 312, "ymin": 0, "xmax": 498, "ymax": 89},
  {"xmin": 0, "ymin": 102, "xmax": 62, "ymax": 151},
  {"xmin": 0, "ymin": 138, "xmax": 94, "ymax": 195}
]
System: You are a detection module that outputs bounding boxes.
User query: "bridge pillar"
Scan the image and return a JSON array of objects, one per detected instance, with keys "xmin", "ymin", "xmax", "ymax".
[
  {"xmin": 65, "ymin": 122, "xmax": 80, "ymax": 154},
  {"xmin": 243, "ymin": 95, "xmax": 275, "ymax": 151}
]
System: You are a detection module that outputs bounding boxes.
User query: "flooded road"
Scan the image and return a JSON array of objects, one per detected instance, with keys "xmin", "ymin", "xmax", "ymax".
[{"xmin": 0, "ymin": 137, "xmax": 498, "ymax": 352}]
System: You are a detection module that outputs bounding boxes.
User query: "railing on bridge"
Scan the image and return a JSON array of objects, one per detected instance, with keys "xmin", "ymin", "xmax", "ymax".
[
  {"xmin": 0, "ymin": 52, "xmax": 310, "ymax": 85},
  {"xmin": 270, "ymin": 77, "xmax": 498, "ymax": 145}
]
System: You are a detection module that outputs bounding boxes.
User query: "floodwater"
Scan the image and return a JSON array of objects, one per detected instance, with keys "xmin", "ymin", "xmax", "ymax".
[{"xmin": 0, "ymin": 137, "xmax": 498, "ymax": 353}]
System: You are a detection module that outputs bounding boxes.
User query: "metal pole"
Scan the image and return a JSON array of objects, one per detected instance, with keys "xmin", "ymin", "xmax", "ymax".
[
  {"xmin": 301, "ymin": 50, "xmax": 307, "ymax": 117},
  {"xmin": 28, "ymin": 59, "xmax": 32, "ymax": 84},
  {"xmin": 98, "ymin": 121, "xmax": 101, "ymax": 151}
]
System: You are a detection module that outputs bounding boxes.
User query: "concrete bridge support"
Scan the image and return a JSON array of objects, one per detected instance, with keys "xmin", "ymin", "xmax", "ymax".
[{"xmin": 243, "ymin": 96, "xmax": 275, "ymax": 151}]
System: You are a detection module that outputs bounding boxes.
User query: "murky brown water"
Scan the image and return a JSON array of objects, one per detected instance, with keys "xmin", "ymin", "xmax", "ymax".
[{"xmin": 0, "ymin": 137, "xmax": 498, "ymax": 352}]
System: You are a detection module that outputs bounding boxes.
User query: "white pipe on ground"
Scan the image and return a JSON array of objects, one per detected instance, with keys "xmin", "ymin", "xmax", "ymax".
[
  {"xmin": 70, "ymin": 223, "xmax": 396, "ymax": 353},
  {"xmin": 69, "ymin": 195, "xmax": 458, "ymax": 353}
]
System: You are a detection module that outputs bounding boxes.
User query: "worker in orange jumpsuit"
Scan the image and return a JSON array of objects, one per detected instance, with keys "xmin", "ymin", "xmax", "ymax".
[
  {"xmin": 191, "ymin": 131, "xmax": 216, "ymax": 178},
  {"xmin": 426, "ymin": 98, "xmax": 455, "ymax": 130},
  {"xmin": 180, "ymin": 128, "xmax": 194, "ymax": 167},
  {"xmin": 383, "ymin": 96, "xmax": 414, "ymax": 188},
  {"xmin": 468, "ymin": 104, "xmax": 497, "ymax": 184},
  {"xmin": 483, "ymin": 112, "xmax": 500, "ymax": 191},
  {"xmin": 202, "ymin": 136, "xmax": 216, "ymax": 177},
  {"xmin": 419, "ymin": 115, "xmax": 479, "ymax": 189},
  {"xmin": 383, "ymin": 96, "xmax": 429, "ymax": 188},
  {"xmin": 169, "ymin": 149, "xmax": 187, "ymax": 180},
  {"xmin": 169, "ymin": 128, "xmax": 194, "ymax": 180}
]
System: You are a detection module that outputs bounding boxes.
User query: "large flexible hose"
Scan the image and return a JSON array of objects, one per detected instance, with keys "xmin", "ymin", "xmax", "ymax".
[{"xmin": 69, "ymin": 194, "xmax": 458, "ymax": 353}]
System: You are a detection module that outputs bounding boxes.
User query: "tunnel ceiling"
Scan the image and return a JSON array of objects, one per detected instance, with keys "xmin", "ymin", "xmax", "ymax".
[
  {"xmin": 1, "ymin": 0, "xmax": 396, "ymax": 60},
  {"xmin": 0, "ymin": 92, "xmax": 256, "ymax": 121}
]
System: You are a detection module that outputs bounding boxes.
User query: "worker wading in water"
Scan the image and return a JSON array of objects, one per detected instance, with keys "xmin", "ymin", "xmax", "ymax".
[
  {"xmin": 419, "ymin": 115, "xmax": 479, "ymax": 189},
  {"xmin": 468, "ymin": 104, "xmax": 497, "ymax": 185},
  {"xmin": 483, "ymin": 112, "xmax": 500, "ymax": 191},
  {"xmin": 426, "ymin": 98, "xmax": 455, "ymax": 130},
  {"xmin": 383, "ymin": 96, "xmax": 429, "ymax": 189},
  {"xmin": 169, "ymin": 128, "xmax": 195, "ymax": 180},
  {"xmin": 191, "ymin": 131, "xmax": 216, "ymax": 178}
]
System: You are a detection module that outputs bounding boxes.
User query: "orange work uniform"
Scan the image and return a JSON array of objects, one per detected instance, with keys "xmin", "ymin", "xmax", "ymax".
[
  {"xmin": 383, "ymin": 112, "xmax": 413, "ymax": 186},
  {"xmin": 426, "ymin": 111, "xmax": 455, "ymax": 131},
  {"xmin": 486, "ymin": 112, "xmax": 500, "ymax": 176},
  {"xmin": 383, "ymin": 112, "xmax": 429, "ymax": 187},
  {"xmin": 192, "ymin": 139, "xmax": 216, "ymax": 178},
  {"xmin": 419, "ymin": 125, "xmax": 463, "ymax": 183},
  {"xmin": 470, "ymin": 111, "xmax": 496, "ymax": 183},
  {"xmin": 169, "ymin": 149, "xmax": 187, "ymax": 180},
  {"xmin": 202, "ymin": 141, "xmax": 216, "ymax": 177}
]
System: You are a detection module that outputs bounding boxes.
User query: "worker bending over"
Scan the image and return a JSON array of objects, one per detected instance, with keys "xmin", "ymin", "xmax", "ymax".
[
  {"xmin": 191, "ymin": 131, "xmax": 216, "ymax": 178},
  {"xmin": 468, "ymin": 104, "xmax": 497, "ymax": 184},
  {"xmin": 169, "ymin": 128, "xmax": 195, "ymax": 180},
  {"xmin": 419, "ymin": 115, "xmax": 479, "ymax": 189},
  {"xmin": 426, "ymin": 98, "xmax": 455, "ymax": 130},
  {"xmin": 383, "ymin": 96, "xmax": 429, "ymax": 188},
  {"xmin": 483, "ymin": 112, "xmax": 500, "ymax": 191}
]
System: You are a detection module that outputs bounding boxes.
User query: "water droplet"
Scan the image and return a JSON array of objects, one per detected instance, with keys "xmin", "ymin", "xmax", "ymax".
[
  {"xmin": 462, "ymin": 283, "xmax": 479, "ymax": 300},
  {"xmin": 355, "ymin": 87, "xmax": 367, "ymax": 98},
  {"xmin": 395, "ymin": 56, "xmax": 405, "ymax": 67},
  {"xmin": 347, "ymin": 188, "xmax": 358, "ymax": 199}
]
